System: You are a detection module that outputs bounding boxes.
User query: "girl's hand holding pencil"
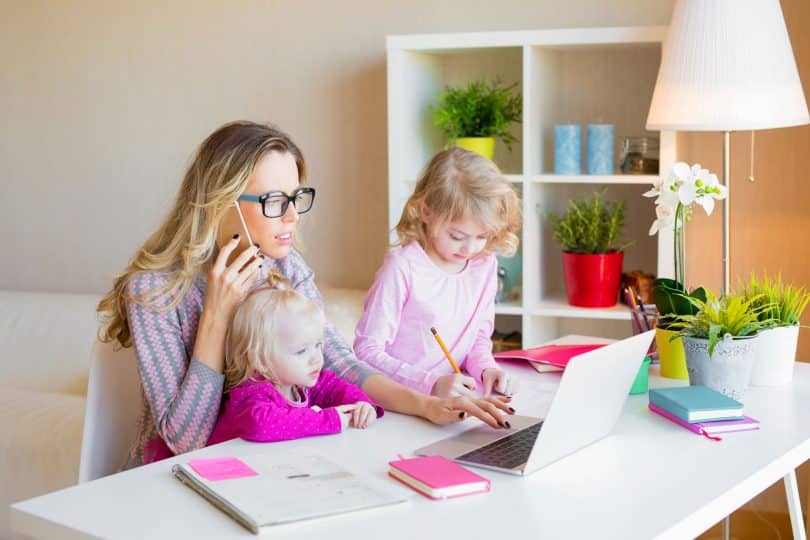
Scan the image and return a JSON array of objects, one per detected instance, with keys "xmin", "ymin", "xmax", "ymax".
[
  {"xmin": 482, "ymin": 368, "xmax": 519, "ymax": 397},
  {"xmin": 431, "ymin": 374, "xmax": 478, "ymax": 398}
]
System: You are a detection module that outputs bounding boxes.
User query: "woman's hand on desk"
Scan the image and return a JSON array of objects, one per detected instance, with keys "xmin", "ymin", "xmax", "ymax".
[{"xmin": 423, "ymin": 395, "xmax": 514, "ymax": 429}]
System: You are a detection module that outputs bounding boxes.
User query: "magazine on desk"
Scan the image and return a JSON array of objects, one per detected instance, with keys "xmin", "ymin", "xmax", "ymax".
[{"xmin": 172, "ymin": 452, "xmax": 407, "ymax": 534}]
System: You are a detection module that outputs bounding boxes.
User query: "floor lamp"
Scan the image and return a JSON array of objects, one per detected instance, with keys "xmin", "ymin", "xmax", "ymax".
[{"xmin": 645, "ymin": 0, "xmax": 809, "ymax": 294}]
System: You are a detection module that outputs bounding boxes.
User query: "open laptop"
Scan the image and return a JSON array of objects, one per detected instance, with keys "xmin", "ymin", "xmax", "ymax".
[{"xmin": 415, "ymin": 330, "xmax": 655, "ymax": 476}]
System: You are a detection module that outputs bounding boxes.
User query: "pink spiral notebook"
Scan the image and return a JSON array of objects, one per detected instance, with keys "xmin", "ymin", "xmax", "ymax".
[
  {"xmin": 388, "ymin": 455, "xmax": 490, "ymax": 500},
  {"xmin": 649, "ymin": 402, "xmax": 760, "ymax": 437}
]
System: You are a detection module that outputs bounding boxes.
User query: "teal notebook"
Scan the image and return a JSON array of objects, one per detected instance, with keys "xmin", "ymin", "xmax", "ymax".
[{"xmin": 648, "ymin": 386, "xmax": 744, "ymax": 423}]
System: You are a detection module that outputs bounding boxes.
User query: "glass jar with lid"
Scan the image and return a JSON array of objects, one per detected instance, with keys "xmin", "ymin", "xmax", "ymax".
[{"xmin": 619, "ymin": 137, "xmax": 659, "ymax": 174}]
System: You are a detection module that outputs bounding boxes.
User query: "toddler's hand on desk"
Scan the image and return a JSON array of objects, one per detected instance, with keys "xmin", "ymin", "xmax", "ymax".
[
  {"xmin": 482, "ymin": 368, "xmax": 519, "ymax": 397},
  {"xmin": 348, "ymin": 402, "xmax": 376, "ymax": 429},
  {"xmin": 431, "ymin": 374, "xmax": 477, "ymax": 398},
  {"xmin": 335, "ymin": 404, "xmax": 356, "ymax": 431}
]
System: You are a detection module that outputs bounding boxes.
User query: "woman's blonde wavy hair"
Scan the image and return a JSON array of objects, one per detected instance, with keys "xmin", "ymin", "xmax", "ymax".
[
  {"xmin": 395, "ymin": 147, "xmax": 521, "ymax": 257},
  {"xmin": 97, "ymin": 121, "xmax": 306, "ymax": 348},
  {"xmin": 224, "ymin": 271, "xmax": 325, "ymax": 392}
]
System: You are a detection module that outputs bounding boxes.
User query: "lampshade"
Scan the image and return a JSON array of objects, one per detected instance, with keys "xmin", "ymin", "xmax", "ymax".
[{"xmin": 646, "ymin": 0, "xmax": 809, "ymax": 131}]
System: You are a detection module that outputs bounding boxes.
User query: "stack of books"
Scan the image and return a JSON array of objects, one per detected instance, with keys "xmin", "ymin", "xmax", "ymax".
[{"xmin": 648, "ymin": 386, "xmax": 759, "ymax": 439}]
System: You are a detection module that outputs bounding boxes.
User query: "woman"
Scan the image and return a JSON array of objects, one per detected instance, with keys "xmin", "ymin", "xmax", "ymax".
[{"xmin": 98, "ymin": 121, "xmax": 512, "ymax": 469}]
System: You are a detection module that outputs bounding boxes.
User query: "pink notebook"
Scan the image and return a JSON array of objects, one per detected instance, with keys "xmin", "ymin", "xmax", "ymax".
[
  {"xmin": 649, "ymin": 403, "xmax": 760, "ymax": 437},
  {"xmin": 388, "ymin": 455, "xmax": 490, "ymax": 500},
  {"xmin": 493, "ymin": 343, "xmax": 607, "ymax": 369}
]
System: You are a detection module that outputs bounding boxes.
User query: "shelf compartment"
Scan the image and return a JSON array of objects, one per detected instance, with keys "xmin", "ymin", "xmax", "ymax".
[
  {"xmin": 524, "ymin": 43, "xmax": 662, "ymax": 176},
  {"xmin": 535, "ymin": 183, "xmax": 658, "ymax": 305},
  {"xmin": 391, "ymin": 47, "xmax": 524, "ymax": 181}
]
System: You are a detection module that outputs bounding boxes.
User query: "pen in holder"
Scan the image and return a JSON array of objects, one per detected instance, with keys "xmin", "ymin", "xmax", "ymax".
[{"xmin": 624, "ymin": 286, "xmax": 658, "ymax": 364}]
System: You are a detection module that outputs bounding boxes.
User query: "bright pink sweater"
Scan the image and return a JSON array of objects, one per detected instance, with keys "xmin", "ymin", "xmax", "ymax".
[
  {"xmin": 208, "ymin": 370, "xmax": 383, "ymax": 445},
  {"xmin": 353, "ymin": 242, "xmax": 500, "ymax": 395}
]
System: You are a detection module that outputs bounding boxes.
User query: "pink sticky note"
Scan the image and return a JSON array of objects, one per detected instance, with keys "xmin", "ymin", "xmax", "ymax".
[{"xmin": 187, "ymin": 457, "xmax": 259, "ymax": 482}]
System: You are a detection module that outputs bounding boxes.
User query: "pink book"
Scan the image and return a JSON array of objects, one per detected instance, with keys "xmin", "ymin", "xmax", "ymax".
[
  {"xmin": 493, "ymin": 344, "xmax": 607, "ymax": 369},
  {"xmin": 388, "ymin": 455, "xmax": 490, "ymax": 500},
  {"xmin": 649, "ymin": 403, "xmax": 760, "ymax": 438}
]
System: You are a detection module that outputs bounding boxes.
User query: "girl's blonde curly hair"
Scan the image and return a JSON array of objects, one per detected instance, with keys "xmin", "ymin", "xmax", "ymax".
[{"xmin": 395, "ymin": 147, "xmax": 521, "ymax": 257}]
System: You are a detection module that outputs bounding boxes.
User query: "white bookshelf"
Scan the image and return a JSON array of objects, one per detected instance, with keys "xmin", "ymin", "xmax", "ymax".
[{"xmin": 386, "ymin": 27, "xmax": 675, "ymax": 347}]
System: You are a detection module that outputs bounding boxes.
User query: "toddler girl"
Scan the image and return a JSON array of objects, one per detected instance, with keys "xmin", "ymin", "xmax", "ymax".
[
  {"xmin": 209, "ymin": 273, "xmax": 382, "ymax": 445},
  {"xmin": 354, "ymin": 147, "xmax": 521, "ymax": 400}
]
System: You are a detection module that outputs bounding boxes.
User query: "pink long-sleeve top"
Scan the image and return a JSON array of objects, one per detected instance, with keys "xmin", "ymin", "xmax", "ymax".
[
  {"xmin": 208, "ymin": 369, "xmax": 383, "ymax": 445},
  {"xmin": 353, "ymin": 241, "xmax": 500, "ymax": 395}
]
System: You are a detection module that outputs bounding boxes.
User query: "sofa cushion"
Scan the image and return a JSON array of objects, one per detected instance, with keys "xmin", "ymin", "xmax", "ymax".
[
  {"xmin": 0, "ymin": 291, "xmax": 100, "ymax": 395},
  {"xmin": 0, "ymin": 387, "xmax": 85, "ymax": 538},
  {"xmin": 320, "ymin": 286, "xmax": 367, "ymax": 344}
]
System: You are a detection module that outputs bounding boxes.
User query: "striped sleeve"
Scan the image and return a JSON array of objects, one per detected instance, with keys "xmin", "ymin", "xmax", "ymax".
[
  {"xmin": 126, "ymin": 273, "xmax": 224, "ymax": 455},
  {"xmin": 284, "ymin": 250, "xmax": 378, "ymax": 387}
]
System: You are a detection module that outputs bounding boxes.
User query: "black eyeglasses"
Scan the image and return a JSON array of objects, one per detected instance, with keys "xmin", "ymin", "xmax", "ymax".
[{"xmin": 238, "ymin": 187, "xmax": 316, "ymax": 218}]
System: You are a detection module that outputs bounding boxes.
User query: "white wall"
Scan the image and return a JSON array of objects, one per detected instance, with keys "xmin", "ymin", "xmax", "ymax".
[{"xmin": 0, "ymin": 0, "xmax": 674, "ymax": 294}]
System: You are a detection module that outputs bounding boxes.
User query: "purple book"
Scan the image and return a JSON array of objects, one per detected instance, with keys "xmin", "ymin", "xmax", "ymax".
[{"xmin": 649, "ymin": 403, "xmax": 760, "ymax": 437}]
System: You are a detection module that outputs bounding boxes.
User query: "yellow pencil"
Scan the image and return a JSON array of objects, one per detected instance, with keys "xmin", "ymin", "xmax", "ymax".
[{"xmin": 430, "ymin": 326, "xmax": 462, "ymax": 375}]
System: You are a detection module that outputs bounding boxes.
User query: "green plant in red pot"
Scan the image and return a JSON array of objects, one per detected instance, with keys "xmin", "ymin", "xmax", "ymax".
[{"xmin": 544, "ymin": 190, "xmax": 629, "ymax": 307}]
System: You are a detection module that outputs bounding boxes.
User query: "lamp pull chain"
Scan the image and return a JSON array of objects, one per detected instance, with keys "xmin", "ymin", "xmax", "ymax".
[{"xmin": 748, "ymin": 131, "xmax": 756, "ymax": 183}]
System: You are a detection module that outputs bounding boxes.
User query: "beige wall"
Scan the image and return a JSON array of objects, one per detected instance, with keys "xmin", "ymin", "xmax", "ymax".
[
  {"xmin": 0, "ymin": 0, "xmax": 674, "ymax": 294},
  {"xmin": 682, "ymin": 0, "xmax": 810, "ymax": 361}
]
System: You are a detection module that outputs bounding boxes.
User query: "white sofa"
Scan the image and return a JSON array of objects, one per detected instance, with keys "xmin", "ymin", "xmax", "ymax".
[{"xmin": 0, "ymin": 286, "xmax": 366, "ymax": 540}]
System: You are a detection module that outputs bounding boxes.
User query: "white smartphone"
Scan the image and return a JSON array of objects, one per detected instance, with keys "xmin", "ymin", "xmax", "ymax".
[{"xmin": 215, "ymin": 201, "xmax": 255, "ymax": 266}]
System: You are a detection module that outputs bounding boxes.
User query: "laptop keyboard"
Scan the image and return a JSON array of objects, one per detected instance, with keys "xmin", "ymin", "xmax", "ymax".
[{"xmin": 456, "ymin": 421, "xmax": 543, "ymax": 470}]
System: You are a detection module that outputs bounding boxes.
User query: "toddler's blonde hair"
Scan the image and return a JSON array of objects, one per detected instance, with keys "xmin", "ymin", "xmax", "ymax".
[
  {"xmin": 224, "ymin": 271, "xmax": 325, "ymax": 392},
  {"xmin": 395, "ymin": 147, "xmax": 521, "ymax": 257}
]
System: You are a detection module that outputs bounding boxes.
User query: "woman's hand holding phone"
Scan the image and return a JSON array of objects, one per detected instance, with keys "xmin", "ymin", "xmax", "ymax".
[
  {"xmin": 206, "ymin": 234, "xmax": 264, "ymax": 321},
  {"xmin": 192, "ymin": 235, "xmax": 263, "ymax": 373}
]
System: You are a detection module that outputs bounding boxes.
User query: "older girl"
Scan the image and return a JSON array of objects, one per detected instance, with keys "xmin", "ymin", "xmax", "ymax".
[{"xmin": 354, "ymin": 148, "xmax": 521, "ymax": 400}]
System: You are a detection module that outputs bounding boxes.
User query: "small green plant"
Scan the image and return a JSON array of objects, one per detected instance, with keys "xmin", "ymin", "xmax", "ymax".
[
  {"xmin": 670, "ymin": 289, "xmax": 776, "ymax": 357},
  {"xmin": 432, "ymin": 78, "xmax": 522, "ymax": 149},
  {"xmin": 739, "ymin": 273, "xmax": 810, "ymax": 327},
  {"xmin": 653, "ymin": 278, "xmax": 707, "ymax": 330},
  {"xmin": 543, "ymin": 190, "xmax": 628, "ymax": 254}
]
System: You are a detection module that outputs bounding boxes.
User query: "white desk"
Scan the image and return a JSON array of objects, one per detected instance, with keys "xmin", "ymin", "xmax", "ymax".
[{"xmin": 11, "ymin": 359, "xmax": 810, "ymax": 539}]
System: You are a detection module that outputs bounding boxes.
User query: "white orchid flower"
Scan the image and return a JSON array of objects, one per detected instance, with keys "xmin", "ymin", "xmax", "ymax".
[
  {"xmin": 672, "ymin": 162, "xmax": 692, "ymax": 182},
  {"xmin": 648, "ymin": 203, "xmax": 676, "ymax": 235},
  {"xmin": 692, "ymin": 171, "xmax": 728, "ymax": 216},
  {"xmin": 677, "ymin": 177, "xmax": 697, "ymax": 206}
]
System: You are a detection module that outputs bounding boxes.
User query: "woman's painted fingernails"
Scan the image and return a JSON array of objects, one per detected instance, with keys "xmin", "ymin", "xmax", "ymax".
[
  {"xmin": 508, "ymin": 407, "xmax": 516, "ymax": 413},
  {"xmin": 504, "ymin": 421, "xmax": 511, "ymax": 429},
  {"xmin": 232, "ymin": 234, "xmax": 239, "ymax": 239},
  {"xmin": 254, "ymin": 242, "xmax": 260, "ymax": 248},
  {"xmin": 458, "ymin": 412, "xmax": 466, "ymax": 419}
]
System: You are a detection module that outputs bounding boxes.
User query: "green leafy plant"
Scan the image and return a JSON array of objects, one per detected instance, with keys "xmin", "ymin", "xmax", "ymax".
[
  {"xmin": 739, "ymin": 273, "xmax": 810, "ymax": 327},
  {"xmin": 432, "ymin": 78, "xmax": 522, "ymax": 149},
  {"xmin": 669, "ymin": 288, "xmax": 775, "ymax": 357},
  {"xmin": 653, "ymin": 278, "xmax": 707, "ymax": 329},
  {"xmin": 543, "ymin": 190, "xmax": 628, "ymax": 254}
]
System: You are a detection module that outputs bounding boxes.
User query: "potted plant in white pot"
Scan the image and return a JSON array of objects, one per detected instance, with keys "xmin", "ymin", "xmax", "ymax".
[
  {"xmin": 670, "ymin": 289, "xmax": 774, "ymax": 400},
  {"xmin": 544, "ymin": 190, "xmax": 628, "ymax": 307},
  {"xmin": 741, "ymin": 273, "xmax": 809, "ymax": 386},
  {"xmin": 432, "ymin": 77, "xmax": 522, "ymax": 160}
]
